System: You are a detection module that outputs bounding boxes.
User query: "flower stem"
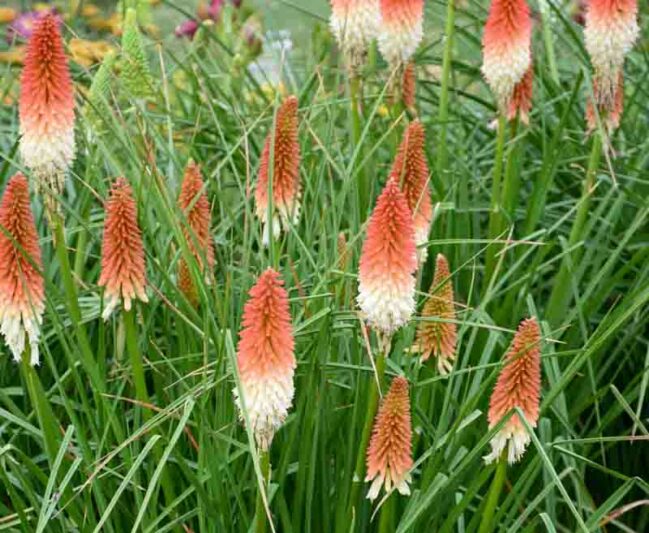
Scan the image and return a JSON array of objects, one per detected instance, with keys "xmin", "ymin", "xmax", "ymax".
[
  {"xmin": 484, "ymin": 115, "xmax": 508, "ymax": 286},
  {"xmin": 539, "ymin": 0, "xmax": 560, "ymax": 86},
  {"xmin": 478, "ymin": 455, "xmax": 508, "ymax": 533},
  {"xmin": 254, "ymin": 451, "xmax": 271, "ymax": 533},
  {"xmin": 350, "ymin": 74, "xmax": 368, "ymax": 221},
  {"xmin": 546, "ymin": 133, "xmax": 603, "ymax": 328},
  {"xmin": 436, "ymin": 0, "xmax": 456, "ymax": 197},
  {"xmin": 123, "ymin": 308, "xmax": 150, "ymax": 419},
  {"xmin": 20, "ymin": 346, "xmax": 60, "ymax": 465}
]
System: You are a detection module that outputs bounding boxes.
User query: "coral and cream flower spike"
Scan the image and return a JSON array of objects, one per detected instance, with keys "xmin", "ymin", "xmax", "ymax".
[
  {"xmin": 330, "ymin": 0, "xmax": 380, "ymax": 72},
  {"xmin": 378, "ymin": 0, "xmax": 424, "ymax": 72},
  {"xmin": 389, "ymin": 120, "xmax": 432, "ymax": 265},
  {"xmin": 177, "ymin": 161, "xmax": 215, "ymax": 306},
  {"xmin": 481, "ymin": 0, "xmax": 532, "ymax": 117},
  {"xmin": 365, "ymin": 376, "xmax": 413, "ymax": 500},
  {"xmin": 357, "ymin": 178, "xmax": 417, "ymax": 341},
  {"xmin": 484, "ymin": 317, "xmax": 542, "ymax": 465},
  {"xmin": 19, "ymin": 13, "xmax": 75, "ymax": 215},
  {"xmin": 98, "ymin": 178, "xmax": 148, "ymax": 320},
  {"xmin": 0, "ymin": 174, "xmax": 45, "ymax": 366},
  {"xmin": 234, "ymin": 268, "xmax": 296, "ymax": 451},
  {"xmin": 255, "ymin": 96, "xmax": 301, "ymax": 247},
  {"xmin": 584, "ymin": 0, "xmax": 638, "ymax": 110},
  {"xmin": 412, "ymin": 254, "xmax": 457, "ymax": 375}
]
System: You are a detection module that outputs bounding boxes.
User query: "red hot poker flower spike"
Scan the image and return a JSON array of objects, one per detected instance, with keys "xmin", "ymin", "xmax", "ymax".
[
  {"xmin": 412, "ymin": 254, "xmax": 457, "ymax": 374},
  {"xmin": 378, "ymin": 0, "xmax": 424, "ymax": 71},
  {"xmin": 178, "ymin": 161, "xmax": 215, "ymax": 306},
  {"xmin": 98, "ymin": 178, "xmax": 148, "ymax": 320},
  {"xmin": 481, "ymin": 0, "xmax": 532, "ymax": 114},
  {"xmin": 255, "ymin": 96, "xmax": 301, "ymax": 246},
  {"xmin": 0, "ymin": 174, "xmax": 45, "ymax": 365},
  {"xmin": 234, "ymin": 268, "xmax": 296, "ymax": 451},
  {"xmin": 365, "ymin": 376, "xmax": 413, "ymax": 500},
  {"xmin": 389, "ymin": 120, "xmax": 432, "ymax": 265},
  {"xmin": 19, "ymin": 14, "xmax": 75, "ymax": 200},
  {"xmin": 357, "ymin": 178, "xmax": 417, "ymax": 336},
  {"xmin": 484, "ymin": 317, "xmax": 542, "ymax": 464},
  {"xmin": 330, "ymin": 0, "xmax": 380, "ymax": 72}
]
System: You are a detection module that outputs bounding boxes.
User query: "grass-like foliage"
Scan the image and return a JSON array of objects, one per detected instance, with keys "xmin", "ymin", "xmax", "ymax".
[{"xmin": 0, "ymin": 1, "xmax": 648, "ymax": 532}]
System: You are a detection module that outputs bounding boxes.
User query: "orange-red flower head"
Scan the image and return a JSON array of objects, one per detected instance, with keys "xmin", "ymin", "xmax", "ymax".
[
  {"xmin": 365, "ymin": 376, "xmax": 413, "ymax": 500},
  {"xmin": 584, "ymin": 0, "xmax": 638, "ymax": 109},
  {"xmin": 177, "ymin": 161, "xmax": 215, "ymax": 306},
  {"xmin": 401, "ymin": 61, "xmax": 416, "ymax": 111},
  {"xmin": 413, "ymin": 254, "xmax": 457, "ymax": 374},
  {"xmin": 255, "ymin": 96, "xmax": 301, "ymax": 246},
  {"xmin": 98, "ymin": 178, "xmax": 148, "ymax": 320},
  {"xmin": 357, "ymin": 178, "xmax": 417, "ymax": 336},
  {"xmin": 482, "ymin": 0, "xmax": 532, "ymax": 114},
  {"xmin": 378, "ymin": 0, "xmax": 424, "ymax": 71},
  {"xmin": 389, "ymin": 120, "xmax": 432, "ymax": 265},
  {"xmin": 234, "ymin": 268, "xmax": 296, "ymax": 451},
  {"xmin": 485, "ymin": 317, "xmax": 541, "ymax": 464},
  {"xmin": 0, "ymin": 174, "xmax": 45, "ymax": 365},
  {"xmin": 19, "ymin": 14, "xmax": 75, "ymax": 193}
]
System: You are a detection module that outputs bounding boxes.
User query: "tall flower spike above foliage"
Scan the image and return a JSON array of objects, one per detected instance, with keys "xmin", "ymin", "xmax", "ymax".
[
  {"xmin": 255, "ymin": 96, "xmax": 301, "ymax": 247},
  {"xmin": 329, "ymin": 0, "xmax": 380, "ymax": 72},
  {"xmin": 377, "ymin": 0, "xmax": 424, "ymax": 72},
  {"xmin": 584, "ymin": 0, "xmax": 638, "ymax": 110},
  {"xmin": 412, "ymin": 254, "xmax": 457, "ymax": 375},
  {"xmin": 365, "ymin": 376, "xmax": 413, "ymax": 500},
  {"xmin": 234, "ymin": 268, "xmax": 296, "ymax": 451},
  {"xmin": 0, "ymin": 174, "xmax": 45, "ymax": 366},
  {"xmin": 98, "ymin": 178, "xmax": 148, "ymax": 320},
  {"xmin": 84, "ymin": 51, "xmax": 116, "ymax": 132},
  {"xmin": 121, "ymin": 8, "xmax": 153, "ymax": 98},
  {"xmin": 389, "ymin": 120, "xmax": 432, "ymax": 265},
  {"xmin": 357, "ymin": 178, "xmax": 417, "ymax": 338},
  {"xmin": 178, "ymin": 161, "xmax": 215, "ymax": 306},
  {"xmin": 19, "ymin": 13, "xmax": 75, "ymax": 215},
  {"xmin": 481, "ymin": 0, "xmax": 532, "ymax": 116},
  {"xmin": 401, "ymin": 61, "xmax": 416, "ymax": 112},
  {"xmin": 484, "ymin": 318, "xmax": 541, "ymax": 464}
]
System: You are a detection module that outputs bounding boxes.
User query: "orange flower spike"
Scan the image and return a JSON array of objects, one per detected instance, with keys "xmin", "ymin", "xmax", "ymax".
[
  {"xmin": 401, "ymin": 61, "xmax": 416, "ymax": 111},
  {"xmin": 255, "ymin": 96, "xmax": 301, "ymax": 246},
  {"xmin": 378, "ymin": 0, "xmax": 424, "ymax": 71},
  {"xmin": 413, "ymin": 254, "xmax": 457, "ymax": 374},
  {"xmin": 234, "ymin": 268, "xmax": 296, "ymax": 451},
  {"xmin": 584, "ymin": 0, "xmax": 638, "ymax": 108},
  {"xmin": 484, "ymin": 317, "xmax": 542, "ymax": 464},
  {"xmin": 177, "ymin": 161, "xmax": 215, "ymax": 305},
  {"xmin": 98, "ymin": 178, "xmax": 148, "ymax": 320},
  {"xmin": 365, "ymin": 376, "xmax": 413, "ymax": 500},
  {"xmin": 19, "ymin": 14, "xmax": 75, "ymax": 191},
  {"xmin": 481, "ymin": 0, "xmax": 532, "ymax": 114},
  {"xmin": 389, "ymin": 120, "xmax": 432, "ymax": 265},
  {"xmin": 0, "ymin": 174, "xmax": 45, "ymax": 365},
  {"xmin": 357, "ymin": 178, "xmax": 417, "ymax": 336}
]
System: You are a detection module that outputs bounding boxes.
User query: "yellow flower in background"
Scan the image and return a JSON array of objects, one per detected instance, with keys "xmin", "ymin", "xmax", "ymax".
[
  {"xmin": 69, "ymin": 38, "xmax": 116, "ymax": 67},
  {"xmin": 0, "ymin": 7, "xmax": 17, "ymax": 24},
  {"xmin": 87, "ymin": 13, "xmax": 122, "ymax": 35},
  {"xmin": 0, "ymin": 46, "xmax": 25, "ymax": 65},
  {"xmin": 81, "ymin": 4, "xmax": 101, "ymax": 18}
]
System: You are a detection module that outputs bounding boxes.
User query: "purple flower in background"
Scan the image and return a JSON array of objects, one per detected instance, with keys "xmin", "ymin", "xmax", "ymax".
[
  {"xmin": 231, "ymin": 0, "xmax": 243, "ymax": 8},
  {"xmin": 207, "ymin": 0, "xmax": 225, "ymax": 19},
  {"xmin": 6, "ymin": 8, "xmax": 58, "ymax": 44},
  {"xmin": 175, "ymin": 19, "xmax": 199, "ymax": 39}
]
